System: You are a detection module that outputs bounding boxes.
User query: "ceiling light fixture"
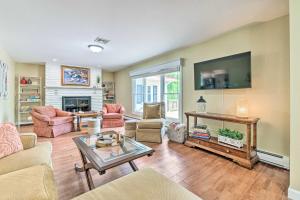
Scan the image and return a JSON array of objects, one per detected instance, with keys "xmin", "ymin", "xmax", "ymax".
[
  {"xmin": 88, "ymin": 44, "xmax": 104, "ymax": 53},
  {"xmin": 52, "ymin": 58, "xmax": 58, "ymax": 62}
]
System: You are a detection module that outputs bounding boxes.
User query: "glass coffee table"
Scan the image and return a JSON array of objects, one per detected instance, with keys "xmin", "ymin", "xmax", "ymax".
[{"xmin": 73, "ymin": 131, "xmax": 154, "ymax": 190}]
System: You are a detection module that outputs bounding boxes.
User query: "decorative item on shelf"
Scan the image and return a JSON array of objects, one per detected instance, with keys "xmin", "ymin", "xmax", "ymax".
[
  {"xmin": 218, "ymin": 128, "xmax": 244, "ymax": 148},
  {"xmin": 96, "ymin": 75, "xmax": 101, "ymax": 88},
  {"xmin": 96, "ymin": 131, "xmax": 120, "ymax": 148},
  {"xmin": 20, "ymin": 77, "xmax": 27, "ymax": 84},
  {"xmin": 196, "ymin": 96, "xmax": 207, "ymax": 113},
  {"xmin": 27, "ymin": 78, "xmax": 32, "ymax": 84},
  {"xmin": 236, "ymin": 99, "xmax": 249, "ymax": 118}
]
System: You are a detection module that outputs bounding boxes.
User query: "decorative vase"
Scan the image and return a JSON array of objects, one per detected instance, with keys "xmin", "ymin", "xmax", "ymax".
[
  {"xmin": 196, "ymin": 96, "xmax": 207, "ymax": 113},
  {"xmin": 20, "ymin": 77, "xmax": 27, "ymax": 84}
]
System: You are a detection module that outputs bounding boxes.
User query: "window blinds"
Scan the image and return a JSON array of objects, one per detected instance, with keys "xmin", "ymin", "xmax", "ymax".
[{"xmin": 129, "ymin": 58, "xmax": 183, "ymax": 78}]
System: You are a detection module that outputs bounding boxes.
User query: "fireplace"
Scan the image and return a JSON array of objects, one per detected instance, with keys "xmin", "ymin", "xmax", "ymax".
[{"xmin": 62, "ymin": 96, "xmax": 91, "ymax": 112}]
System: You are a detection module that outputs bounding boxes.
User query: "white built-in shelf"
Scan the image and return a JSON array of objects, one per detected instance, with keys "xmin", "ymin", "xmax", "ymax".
[
  {"xmin": 20, "ymin": 100, "xmax": 41, "ymax": 103},
  {"xmin": 20, "ymin": 84, "xmax": 40, "ymax": 87},
  {"xmin": 16, "ymin": 75, "xmax": 42, "ymax": 128}
]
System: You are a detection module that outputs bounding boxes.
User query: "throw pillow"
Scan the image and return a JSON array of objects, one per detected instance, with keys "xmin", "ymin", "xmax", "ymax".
[
  {"xmin": 144, "ymin": 104, "xmax": 161, "ymax": 119},
  {"xmin": 106, "ymin": 104, "xmax": 121, "ymax": 113},
  {"xmin": 0, "ymin": 123, "xmax": 23, "ymax": 159}
]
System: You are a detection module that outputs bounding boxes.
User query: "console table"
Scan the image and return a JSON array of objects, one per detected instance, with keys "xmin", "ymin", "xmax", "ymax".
[{"xmin": 185, "ymin": 111, "xmax": 260, "ymax": 169}]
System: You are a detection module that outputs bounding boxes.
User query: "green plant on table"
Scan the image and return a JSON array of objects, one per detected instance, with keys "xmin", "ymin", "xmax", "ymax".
[{"xmin": 218, "ymin": 128, "xmax": 244, "ymax": 140}]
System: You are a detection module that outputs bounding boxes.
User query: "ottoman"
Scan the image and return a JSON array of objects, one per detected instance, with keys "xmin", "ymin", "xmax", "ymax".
[
  {"xmin": 167, "ymin": 122, "xmax": 186, "ymax": 143},
  {"xmin": 124, "ymin": 120, "xmax": 138, "ymax": 138}
]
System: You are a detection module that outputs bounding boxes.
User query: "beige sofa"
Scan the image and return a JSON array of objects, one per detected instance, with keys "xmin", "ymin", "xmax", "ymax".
[
  {"xmin": 0, "ymin": 133, "xmax": 57, "ymax": 200},
  {"xmin": 73, "ymin": 168, "xmax": 202, "ymax": 200},
  {"xmin": 0, "ymin": 133, "xmax": 201, "ymax": 200}
]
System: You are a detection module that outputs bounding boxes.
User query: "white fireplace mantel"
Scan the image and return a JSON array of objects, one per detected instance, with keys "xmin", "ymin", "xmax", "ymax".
[
  {"xmin": 45, "ymin": 63, "xmax": 103, "ymax": 111},
  {"xmin": 45, "ymin": 86, "xmax": 102, "ymax": 90}
]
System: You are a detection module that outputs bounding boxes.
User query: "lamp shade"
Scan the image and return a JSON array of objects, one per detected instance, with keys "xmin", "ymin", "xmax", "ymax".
[{"xmin": 236, "ymin": 99, "xmax": 249, "ymax": 118}]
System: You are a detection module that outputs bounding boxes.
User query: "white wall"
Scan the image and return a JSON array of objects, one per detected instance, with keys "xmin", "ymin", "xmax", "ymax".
[
  {"xmin": 289, "ymin": 0, "xmax": 300, "ymax": 198},
  {"xmin": 45, "ymin": 63, "xmax": 103, "ymax": 111}
]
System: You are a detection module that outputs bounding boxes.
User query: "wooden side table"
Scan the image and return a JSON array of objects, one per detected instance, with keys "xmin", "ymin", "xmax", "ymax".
[
  {"xmin": 74, "ymin": 112, "xmax": 103, "ymax": 131},
  {"xmin": 185, "ymin": 111, "xmax": 260, "ymax": 169}
]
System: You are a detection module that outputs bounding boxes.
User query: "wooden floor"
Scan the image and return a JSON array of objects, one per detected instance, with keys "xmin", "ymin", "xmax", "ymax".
[{"xmin": 20, "ymin": 126, "xmax": 289, "ymax": 200}]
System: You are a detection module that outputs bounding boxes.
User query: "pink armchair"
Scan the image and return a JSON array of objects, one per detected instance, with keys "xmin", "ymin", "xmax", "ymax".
[
  {"xmin": 102, "ymin": 104, "xmax": 125, "ymax": 128},
  {"xmin": 31, "ymin": 106, "xmax": 74, "ymax": 138}
]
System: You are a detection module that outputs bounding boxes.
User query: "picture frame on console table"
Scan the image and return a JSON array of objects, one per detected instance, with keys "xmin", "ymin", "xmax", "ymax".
[{"xmin": 61, "ymin": 65, "xmax": 90, "ymax": 86}]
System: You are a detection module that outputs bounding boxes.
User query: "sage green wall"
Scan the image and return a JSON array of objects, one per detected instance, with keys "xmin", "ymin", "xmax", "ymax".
[
  {"xmin": 289, "ymin": 0, "xmax": 300, "ymax": 193},
  {"xmin": 115, "ymin": 16, "xmax": 290, "ymax": 156},
  {"xmin": 0, "ymin": 48, "xmax": 15, "ymax": 123}
]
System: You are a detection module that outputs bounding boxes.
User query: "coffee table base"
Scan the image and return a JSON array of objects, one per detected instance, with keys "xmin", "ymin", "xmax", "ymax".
[{"xmin": 75, "ymin": 150, "xmax": 139, "ymax": 190}]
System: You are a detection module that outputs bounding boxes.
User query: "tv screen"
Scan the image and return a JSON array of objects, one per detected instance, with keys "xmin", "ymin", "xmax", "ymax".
[{"xmin": 194, "ymin": 52, "xmax": 251, "ymax": 90}]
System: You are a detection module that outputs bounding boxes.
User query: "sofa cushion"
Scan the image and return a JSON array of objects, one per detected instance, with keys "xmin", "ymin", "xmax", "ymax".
[
  {"xmin": 33, "ymin": 106, "xmax": 56, "ymax": 118},
  {"xmin": 72, "ymin": 168, "xmax": 201, "ymax": 200},
  {"xmin": 49, "ymin": 116, "xmax": 73, "ymax": 126},
  {"xmin": 144, "ymin": 104, "xmax": 161, "ymax": 119},
  {"xmin": 103, "ymin": 113, "xmax": 123, "ymax": 119},
  {"xmin": 105, "ymin": 104, "xmax": 121, "ymax": 113},
  {"xmin": 0, "ymin": 142, "xmax": 52, "ymax": 175},
  {"xmin": 138, "ymin": 119, "xmax": 164, "ymax": 129},
  {"xmin": 20, "ymin": 133, "xmax": 37, "ymax": 150},
  {"xmin": 0, "ymin": 164, "xmax": 58, "ymax": 200},
  {"xmin": 0, "ymin": 123, "xmax": 23, "ymax": 159}
]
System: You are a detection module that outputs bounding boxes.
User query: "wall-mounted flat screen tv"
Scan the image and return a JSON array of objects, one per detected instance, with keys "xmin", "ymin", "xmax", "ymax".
[{"xmin": 194, "ymin": 52, "xmax": 251, "ymax": 90}]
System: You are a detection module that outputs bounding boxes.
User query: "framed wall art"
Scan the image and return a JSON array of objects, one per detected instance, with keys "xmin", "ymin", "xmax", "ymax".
[
  {"xmin": 61, "ymin": 65, "xmax": 90, "ymax": 86},
  {"xmin": 0, "ymin": 60, "xmax": 8, "ymax": 98}
]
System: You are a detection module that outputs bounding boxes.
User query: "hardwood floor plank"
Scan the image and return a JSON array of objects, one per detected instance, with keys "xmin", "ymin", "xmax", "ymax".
[{"xmin": 19, "ymin": 125, "xmax": 289, "ymax": 200}]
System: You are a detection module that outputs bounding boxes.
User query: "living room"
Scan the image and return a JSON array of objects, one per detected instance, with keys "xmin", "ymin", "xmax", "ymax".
[{"xmin": 0, "ymin": 0, "xmax": 299, "ymax": 200}]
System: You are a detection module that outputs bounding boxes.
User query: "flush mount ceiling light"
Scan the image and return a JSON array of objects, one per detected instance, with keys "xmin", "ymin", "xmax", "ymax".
[{"xmin": 88, "ymin": 44, "xmax": 104, "ymax": 53}]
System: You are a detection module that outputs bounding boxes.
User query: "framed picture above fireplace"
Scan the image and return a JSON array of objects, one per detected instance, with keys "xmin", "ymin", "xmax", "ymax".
[{"xmin": 61, "ymin": 65, "xmax": 90, "ymax": 86}]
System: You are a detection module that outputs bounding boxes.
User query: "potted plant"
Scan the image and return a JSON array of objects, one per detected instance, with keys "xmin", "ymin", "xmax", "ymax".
[{"xmin": 218, "ymin": 128, "xmax": 244, "ymax": 148}]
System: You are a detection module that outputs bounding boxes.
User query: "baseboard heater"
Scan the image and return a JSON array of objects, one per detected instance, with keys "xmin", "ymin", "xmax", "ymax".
[{"xmin": 257, "ymin": 149, "xmax": 289, "ymax": 169}]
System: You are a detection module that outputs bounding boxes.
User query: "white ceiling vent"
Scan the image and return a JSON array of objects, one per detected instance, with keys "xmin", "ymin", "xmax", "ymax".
[{"xmin": 94, "ymin": 37, "xmax": 110, "ymax": 44}]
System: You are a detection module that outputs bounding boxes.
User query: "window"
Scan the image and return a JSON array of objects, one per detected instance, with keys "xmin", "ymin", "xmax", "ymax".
[
  {"xmin": 163, "ymin": 71, "xmax": 180, "ymax": 120},
  {"xmin": 132, "ymin": 71, "xmax": 181, "ymax": 120},
  {"xmin": 153, "ymin": 86, "xmax": 158, "ymax": 102},
  {"xmin": 147, "ymin": 86, "xmax": 151, "ymax": 102},
  {"xmin": 133, "ymin": 78, "xmax": 144, "ymax": 113}
]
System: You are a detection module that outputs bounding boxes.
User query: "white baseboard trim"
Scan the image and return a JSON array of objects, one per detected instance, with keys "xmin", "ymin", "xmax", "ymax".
[
  {"xmin": 288, "ymin": 187, "xmax": 300, "ymax": 200},
  {"xmin": 257, "ymin": 149, "xmax": 289, "ymax": 169}
]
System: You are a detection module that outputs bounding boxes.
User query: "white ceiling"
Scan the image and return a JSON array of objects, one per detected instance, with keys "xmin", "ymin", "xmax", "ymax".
[{"xmin": 0, "ymin": 0, "xmax": 288, "ymax": 71}]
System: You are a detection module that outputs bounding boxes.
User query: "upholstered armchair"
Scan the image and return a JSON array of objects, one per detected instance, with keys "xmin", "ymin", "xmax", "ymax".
[
  {"xmin": 102, "ymin": 104, "xmax": 125, "ymax": 128},
  {"xmin": 136, "ymin": 102, "xmax": 165, "ymax": 143},
  {"xmin": 31, "ymin": 106, "xmax": 74, "ymax": 138}
]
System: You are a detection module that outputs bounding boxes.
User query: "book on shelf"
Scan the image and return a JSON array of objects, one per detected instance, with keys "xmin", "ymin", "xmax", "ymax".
[
  {"xmin": 190, "ymin": 135, "xmax": 211, "ymax": 140},
  {"xmin": 189, "ymin": 124, "xmax": 211, "ymax": 140}
]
